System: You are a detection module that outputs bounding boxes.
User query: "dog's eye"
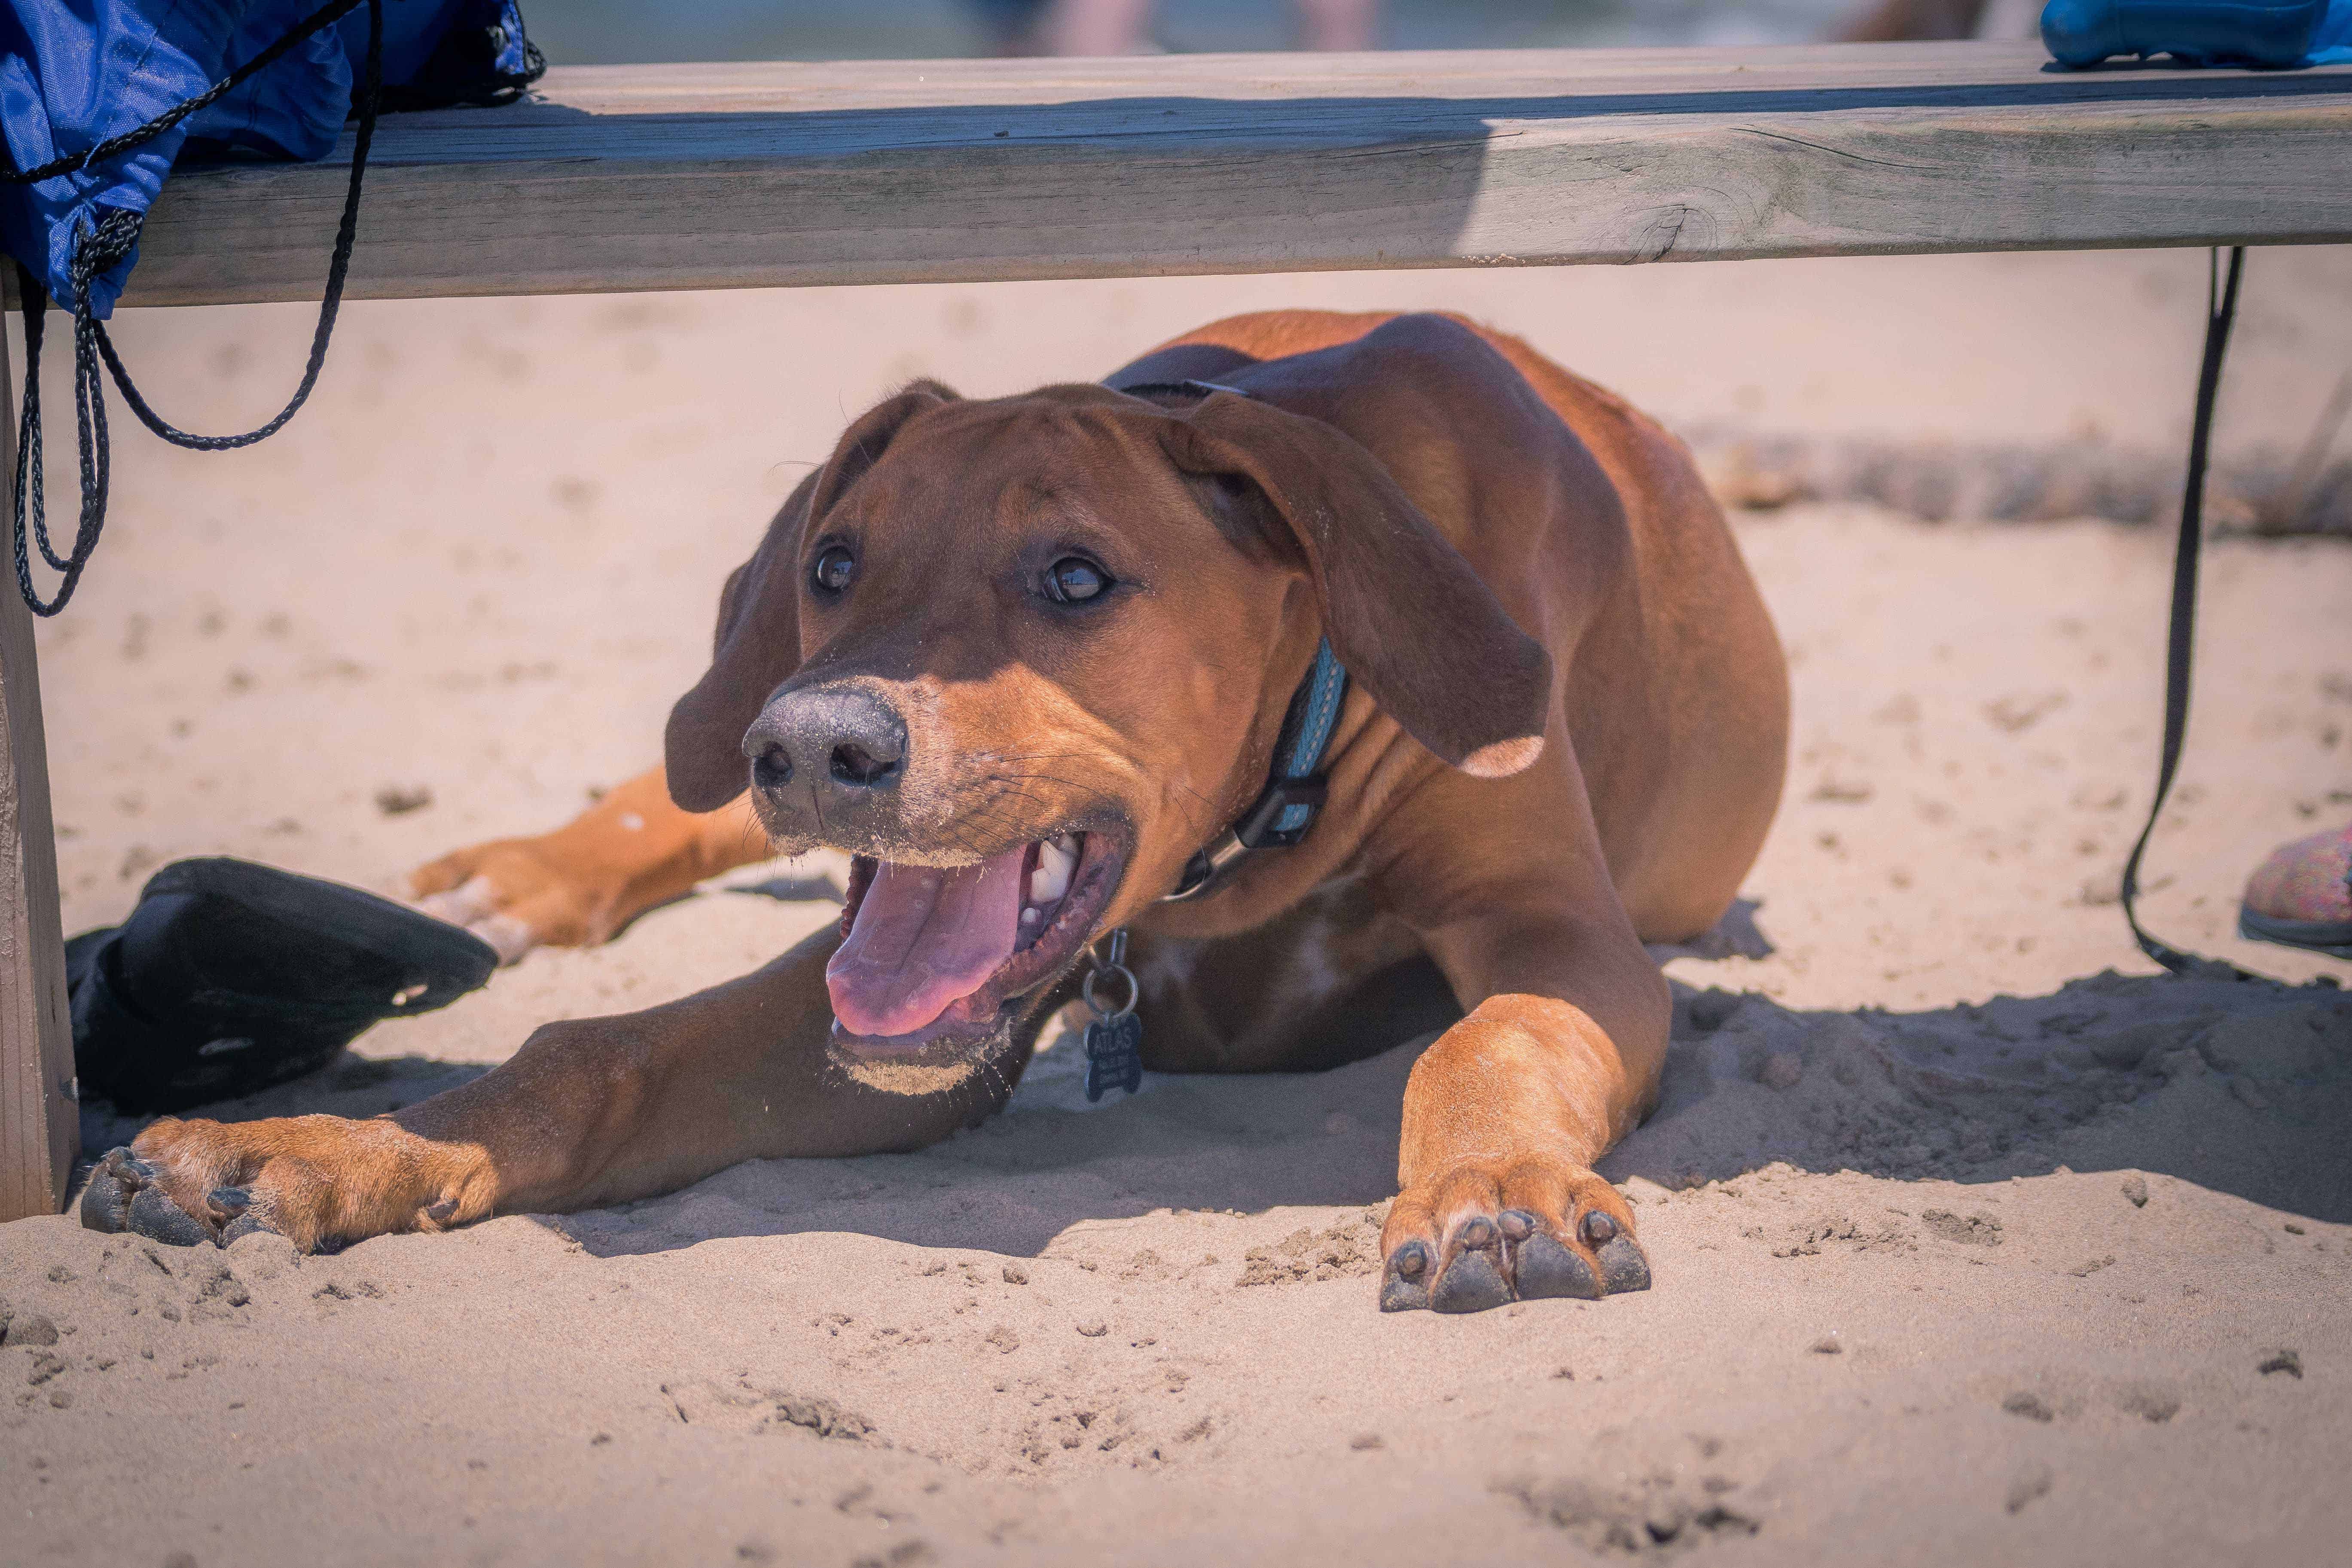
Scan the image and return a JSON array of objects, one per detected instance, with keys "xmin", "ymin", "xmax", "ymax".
[
  {"xmin": 1044, "ymin": 557, "xmax": 1109, "ymax": 604},
  {"xmin": 811, "ymin": 546, "xmax": 857, "ymax": 594}
]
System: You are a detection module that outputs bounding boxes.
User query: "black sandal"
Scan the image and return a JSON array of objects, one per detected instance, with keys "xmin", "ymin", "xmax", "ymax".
[{"xmin": 67, "ymin": 857, "xmax": 498, "ymax": 1113}]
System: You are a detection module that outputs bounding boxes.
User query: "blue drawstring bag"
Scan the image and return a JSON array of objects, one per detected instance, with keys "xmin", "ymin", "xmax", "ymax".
[
  {"xmin": 2314, "ymin": 0, "xmax": 2352, "ymax": 57},
  {"xmin": 2, "ymin": 0, "xmax": 537, "ymax": 320},
  {"xmin": 0, "ymin": 1, "xmax": 541, "ymax": 613},
  {"xmin": 2041, "ymin": 0, "xmax": 2349, "ymax": 67}
]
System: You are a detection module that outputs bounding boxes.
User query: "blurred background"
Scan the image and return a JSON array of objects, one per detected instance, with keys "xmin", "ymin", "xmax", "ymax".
[{"xmin": 523, "ymin": 0, "xmax": 1878, "ymax": 64}]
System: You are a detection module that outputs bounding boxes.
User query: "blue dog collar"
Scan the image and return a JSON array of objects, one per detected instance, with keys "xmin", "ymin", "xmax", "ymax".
[
  {"xmin": 1163, "ymin": 637, "xmax": 1348, "ymax": 901},
  {"xmin": 1115, "ymin": 378, "xmax": 1350, "ymax": 902}
]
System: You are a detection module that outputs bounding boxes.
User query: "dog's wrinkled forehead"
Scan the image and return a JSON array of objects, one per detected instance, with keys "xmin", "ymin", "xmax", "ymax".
[
  {"xmin": 770, "ymin": 386, "xmax": 1301, "ymax": 755},
  {"xmin": 833, "ymin": 388, "xmax": 1223, "ymax": 540}
]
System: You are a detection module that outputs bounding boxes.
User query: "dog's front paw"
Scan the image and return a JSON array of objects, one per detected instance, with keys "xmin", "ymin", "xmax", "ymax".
[
  {"xmin": 409, "ymin": 836, "xmax": 594, "ymax": 963},
  {"xmin": 1378, "ymin": 1155, "xmax": 1648, "ymax": 1314},
  {"xmin": 80, "ymin": 1116, "xmax": 479, "ymax": 1254}
]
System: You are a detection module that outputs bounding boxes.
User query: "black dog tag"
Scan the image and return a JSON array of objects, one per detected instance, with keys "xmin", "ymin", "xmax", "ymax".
[
  {"xmin": 1080, "ymin": 928, "xmax": 1144, "ymax": 1102},
  {"xmin": 1083, "ymin": 1012, "xmax": 1143, "ymax": 1102}
]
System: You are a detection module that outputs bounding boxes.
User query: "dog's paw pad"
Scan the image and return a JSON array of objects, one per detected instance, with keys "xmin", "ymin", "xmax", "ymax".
[
  {"xmin": 1431, "ymin": 1245, "xmax": 1512, "ymax": 1314},
  {"xmin": 1596, "ymin": 1235, "xmax": 1652, "ymax": 1294},
  {"xmin": 78, "ymin": 1148, "xmax": 142, "ymax": 1234},
  {"xmin": 1380, "ymin": 1242, "xmax": 1433, "ymax": 1312},
  {"xmin": 1513, "ymin": 1232, "xmax": 1603, "ymax": 1300},
  {"xmin": 128, "ymin": 1184, "xmax": 214, "ymax": 1248}
]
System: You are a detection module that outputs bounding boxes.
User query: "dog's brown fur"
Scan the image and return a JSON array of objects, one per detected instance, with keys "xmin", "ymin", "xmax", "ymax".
[{"xmin": 108, "ymin": 311, "xmax": 1787, "ymax": 1312}]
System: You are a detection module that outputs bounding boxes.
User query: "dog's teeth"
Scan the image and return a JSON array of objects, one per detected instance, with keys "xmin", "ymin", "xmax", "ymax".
[
  {"xmin": 1020, "ymin": 906, "xmax": 1041, "ymax": 926},
  {"xmin": 1031, "ymin": 836, "xmax": 1075, "ymax": 906}
]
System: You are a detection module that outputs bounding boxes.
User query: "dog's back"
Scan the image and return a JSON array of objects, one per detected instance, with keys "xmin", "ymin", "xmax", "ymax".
[{"xmin": 1124, "ymin": 310, "xmax": 1787, "ymax": 943}]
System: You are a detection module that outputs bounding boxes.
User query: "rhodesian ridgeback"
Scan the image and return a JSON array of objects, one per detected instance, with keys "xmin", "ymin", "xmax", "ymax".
[{"xmin": 83, "ymin": 310, "xmax": 1787, "ymax": 1313}]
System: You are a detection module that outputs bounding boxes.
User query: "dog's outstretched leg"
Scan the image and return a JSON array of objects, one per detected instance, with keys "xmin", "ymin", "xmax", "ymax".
[
  {"xmin": 410, "ymin": 766, "xmax": 769, "ymax": 960},
  {"xmin": 81, "ymin": 927, "xmax": 1024, "ymax": 1251}
]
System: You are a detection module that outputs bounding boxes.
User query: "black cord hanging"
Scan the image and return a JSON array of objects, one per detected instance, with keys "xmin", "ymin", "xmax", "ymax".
[
  {"xmin": 6, "ymin": 0, "xmax": 383, "ymax": 616},
  {"xmin": 2116, "ymin": 244, "xmax": 2256, "ymax": 980}
]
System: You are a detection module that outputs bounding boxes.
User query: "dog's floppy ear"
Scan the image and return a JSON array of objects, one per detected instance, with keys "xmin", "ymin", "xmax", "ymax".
[
  {"xmin": 663, "ymin": 382, "xmax": 959, "ymax": 811},
  {"xmin": 1156, "ymin": 393, "xmax": 1552, "ymax": 778}
]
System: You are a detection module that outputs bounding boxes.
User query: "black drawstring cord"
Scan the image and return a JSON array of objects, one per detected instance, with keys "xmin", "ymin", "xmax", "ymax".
[
  {"xmin": 2117, "ymin": 244, "xmax": 2255, "ymax": 980},
  {"xmin": 95, "ymin": 0, "xmax": 381, "ymax": 453},
  {"xmin": 7, "ymin": 0, "xmax": 381, "ymax": 615}
]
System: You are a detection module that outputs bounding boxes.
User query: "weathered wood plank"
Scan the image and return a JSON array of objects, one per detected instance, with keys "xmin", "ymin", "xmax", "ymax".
[
  {"xmin": 123, "ymin": 42, "xmax": 2352, "ymax": 308},
  {"xmin": 0, "ymin": 282, "xmax": 79, "ymax": 1222}
]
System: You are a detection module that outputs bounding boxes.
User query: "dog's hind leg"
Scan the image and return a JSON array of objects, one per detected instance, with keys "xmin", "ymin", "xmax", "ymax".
[
  {"xmin": 410, "ymin": 766, "xmax": 772, "ymax": 960},
  {"xmin": 81, "ymin": 925, "xmax": 1033, "ymax": 1252}
]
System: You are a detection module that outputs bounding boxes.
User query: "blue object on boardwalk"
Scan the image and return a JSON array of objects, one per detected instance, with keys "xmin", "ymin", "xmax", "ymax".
[
  {"xmin": 0, "ymin": 0, "xmax": 540, "ymax": 318},
  {"xmin": 2311, "ymin": 0, "xmax": 2352, "ymax": 58},
  {"xmin": 1, "ymin": 2, "xmax": 541, "ymax": 617},
  {"xmin": 2040, "ymin": 0, "xmax": 2334, "ymax": 69}
]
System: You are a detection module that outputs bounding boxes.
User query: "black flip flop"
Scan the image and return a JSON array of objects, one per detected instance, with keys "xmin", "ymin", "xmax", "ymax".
[{"xmin": 67, "ymin": 857, "xmax": 499, "ymax": 1113}]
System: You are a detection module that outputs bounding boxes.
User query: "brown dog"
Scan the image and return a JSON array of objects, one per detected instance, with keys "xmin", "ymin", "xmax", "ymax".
[{"xmin": 82, "ymin": 310, "xmax": 1787, "ymax": 1313}]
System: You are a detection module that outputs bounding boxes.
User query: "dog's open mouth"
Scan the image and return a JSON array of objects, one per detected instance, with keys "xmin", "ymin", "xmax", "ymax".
[{"xmin": 825, "ymin": 830, "xmax": 1127, "ymax": 1057}]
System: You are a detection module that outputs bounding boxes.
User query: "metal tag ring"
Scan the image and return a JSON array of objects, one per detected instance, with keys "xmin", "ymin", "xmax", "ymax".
[{"xmin": 1083, "ymin": 961, "xmax": 1139, "ymax": 1021}]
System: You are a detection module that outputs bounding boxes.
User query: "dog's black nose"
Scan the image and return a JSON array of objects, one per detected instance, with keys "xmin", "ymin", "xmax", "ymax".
[
  {"xmin": 744, "ymin": 686, "xmax": 909, "ymax": 796},
  {"xmin": 750, "ymin": 744, "xmax": 792, "ymax": 790},
  {"xmin": 830, "ymin": 737, "xmax": 898, "ymax": 787}
]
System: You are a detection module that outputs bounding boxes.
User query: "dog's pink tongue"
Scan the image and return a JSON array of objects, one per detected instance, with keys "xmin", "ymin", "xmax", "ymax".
[{"xmin": 827, "ymin": 851, "xmax": 1027, "ymax": 1037}]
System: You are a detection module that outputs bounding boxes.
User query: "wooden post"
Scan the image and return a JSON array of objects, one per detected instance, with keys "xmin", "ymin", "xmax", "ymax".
[{"xmin": 0, "ymin": 273, "xmax": 78, "ymax": 1220}]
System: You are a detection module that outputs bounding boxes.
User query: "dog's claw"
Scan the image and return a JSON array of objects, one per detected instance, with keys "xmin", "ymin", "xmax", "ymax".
[
  {"xmin": 1579, "ymin": 1210, "xmax": 1618, "ymax": 1247},
  {"xmin": 207, "ymin": 1187, "xmax": 251, "ymax": 1221},
  {"xmin": 1596, "ymin": 1235, "xmax": 1652, "ymax": 1294},
  {"xmin": 425, "ymin": 1197, "xmax": 458, "ymax": 1224},
  {"xmin": 1498, "ymin": 1208, "xmax": 1536, "ymax": 1242},
  {"xmin": 128, "ymin": 1184, "xmax": 213, "ymax": 1248}
]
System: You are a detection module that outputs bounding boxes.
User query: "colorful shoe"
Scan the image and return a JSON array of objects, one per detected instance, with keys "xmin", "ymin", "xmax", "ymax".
[{"xmin": 2239, "ymin": 820, "xmax": 2352, "ymax": 959}]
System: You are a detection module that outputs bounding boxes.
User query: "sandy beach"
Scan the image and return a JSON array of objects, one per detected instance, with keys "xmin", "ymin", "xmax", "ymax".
[{"xmin": 4, "ymin": 246, "xmax": 2349, "ymax": 1565}]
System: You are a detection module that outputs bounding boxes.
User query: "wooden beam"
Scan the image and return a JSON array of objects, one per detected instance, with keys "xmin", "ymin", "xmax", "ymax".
[
  {"xmin": 122, "ymin": 42, "xmax": 2352, "ymax": 309},
  {"xmin": 0, "ymin": 278, "xmax": 79, "ymax": 1221}
]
